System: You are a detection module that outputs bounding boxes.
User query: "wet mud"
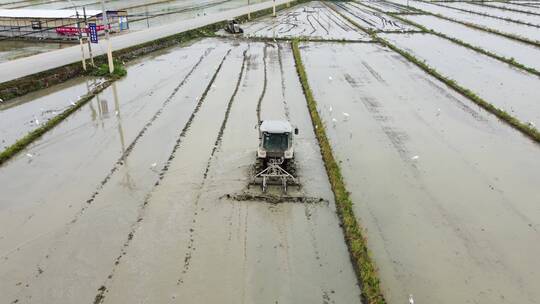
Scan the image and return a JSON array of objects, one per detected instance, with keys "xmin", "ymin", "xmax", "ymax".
[
  {"xmin": 240, "ymin": 1, "xmax": 371, "ymax": 41},
  {"xmin": 0, "ymin": 76, "xmax": 99, "ymax": 151},
  {"xmin": 405, "ymin": 14, "xmax": 540, "ymax": 72},
  {"xmin": 0, "ymin": 38, "xmax": 362, "ymax": 303},
  {"xmin": 97, "ymin": 41, "xmax": 360, "ymax": 304},
  {"xmin": 300, "ymin": 41, "xmax": 540, "ymax": 304},
  {"xmin": 381, "ymin": 32, "xmax": 540, "ymax": 127},
  {"xmin": 330, "ymin": 1, "xmax": 417, "ymax": 32},
  {"xmin": 386, "ymin": 0, "xmax": 540, "ymax": 42},
  {"xmin": 440, "ymin": 1, "xmax": 540, "ymax": 26}
]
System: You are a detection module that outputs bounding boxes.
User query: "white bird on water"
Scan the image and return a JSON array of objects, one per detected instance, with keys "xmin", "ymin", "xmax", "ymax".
[
  {"xmin": 411, "ymin": 155, "xmax": 419, "ymax": 160},
  {"xmin": 409, "ymin": 294, "xmax": 414, "ymax": 304},
  {"xmin": 343, "ymin": 112, "xmax": 350, "ymax": 120},
  {"xmin": 70, "ymin": 101, "xmax": 76, "ymax": 106},
  {"xmin": 328, "ymin": 106, "xmax": 333, "ymax": 113},
  {"xmin": 328, "ymin": 76, "xmax": 332, "ymax": 81},
  {"xmin": 26, "ymin": 153, "xmax": 33, "ymax": 158}
]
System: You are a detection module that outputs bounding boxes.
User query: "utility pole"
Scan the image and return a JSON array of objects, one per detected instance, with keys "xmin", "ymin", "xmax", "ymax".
[
  {"xmin": 83, "ymin": 7, "xmax": 95, "ymax": 66},
  {"xmin": 145, "ymin": 5, "xmax": 150, "ymax": 28},
  {"xmin": 101, "ymin": 0, "xmax": 114, "ymax": 74},
  {"xmin": 273, "ymin": 0, "xmax": 276, "ymax": 17},
  {"xmin": 247, "ymin": 0, "xmax": 251, "ymax": 20},
  {"xmin": 76, "ymin": 11, "xmax": 87, "ymax": 71}
]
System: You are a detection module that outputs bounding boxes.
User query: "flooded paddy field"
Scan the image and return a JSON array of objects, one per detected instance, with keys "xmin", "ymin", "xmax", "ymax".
[
  {"xmin": 381, "ymin": 32, "xmax": 540, "ymax": 126},
  {"xmin": 300, "ymin": 41, "xmax": 540, "ymax": 304},
  {"xmin": 328, "ymin": 1, "xmax": 417, "ymax": 32},
  {"xmin": 405, "ymin": 14, "xmax": 540, "ymax": 71},
  {"xmin": 3, "ymin": 1, "xmax": 540, "ymax": 304},
  {"xmin": 241, "ymin": 1, "xmax": 369, "ymax": 40},
  {"xmin": 0, "ymin": 76, "xmax": 98, "ymax": 151},
  {"xmin": 439, "ymin": 1, "xmax": 540, "ymax": 26},
  {"xmin": 0, "ymin": 36, "xmax": 361, "ymax": 303},
  {"xmin": 481, "ymin": 1, "xmax": 540, "ymax": 15},
  {"xmin": 386, "ymin": 0, "xmax": 540, "ymax": 42}
]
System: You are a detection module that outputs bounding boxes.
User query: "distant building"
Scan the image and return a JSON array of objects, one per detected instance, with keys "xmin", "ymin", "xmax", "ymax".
[{"xmin": 0, "ymin": 9, "xmax": 129, "ymax": 41}]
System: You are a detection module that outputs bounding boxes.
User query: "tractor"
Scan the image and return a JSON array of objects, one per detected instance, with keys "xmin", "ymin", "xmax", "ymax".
[
  {"xmin": 253, "ymin": 120, "xmax": 299, "ymax": 193},
  {"xmin": 225, "ymin": 19, "xmax": 244, "ymax": 34}
]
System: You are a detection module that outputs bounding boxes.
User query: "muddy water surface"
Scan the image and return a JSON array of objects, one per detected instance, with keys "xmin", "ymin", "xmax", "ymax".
[
  {"xmin": 0, "ymin": 76, "xmax": 99, "ymax": 151},
  {"xmin": 0, "ymin": 38, "xmax": 234, "ymax": 302},
  {"xmin": 381, "ymin": 32, "xmax": 540, "ymax": 127},
  {"xmin": 386, "ymin": 0, "xmax": 540, "ymax": 42},
  {"xmin": 330, "ymin": 1, "xmax": 416, "ymax": 32},
  {"xmin": 99, "ymin": 41, "xmax": 361, "ymax": 304},
  {"xmin": 0, "ymin": 38, "xmax": 362, "ymax": 303},
  {"xmin": 241, "ymin": 1, "xmax": 370, "ymax": 41},
  {"xmin": 405, "ymin": 14, "xmax": 540, "ymax": 72},
  {"xmin": 301, "ymin": 42, "xmax": 540, "ymax": 304},
  {"xmin": 440, "ymin": 1, "xmax": 540, "ymax": 26}
]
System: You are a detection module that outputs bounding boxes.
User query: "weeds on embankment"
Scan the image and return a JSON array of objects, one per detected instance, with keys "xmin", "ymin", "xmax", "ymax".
[
  {"xmin": 88, "ymin": 60, "xmax": 128, "ymax": 79},
  {"xmin": 292, "ymin": 40, "xmax": 386, "ymax": 304}
]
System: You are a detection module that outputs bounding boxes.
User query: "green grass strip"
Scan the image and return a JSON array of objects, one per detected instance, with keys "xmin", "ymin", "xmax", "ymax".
[
  {"xmin": 375, "ymin": 36, "xmax": 540, "ymax": 143},
  {"xmin": 291, "ymin": 40, "xmax": 386, "ymax": 304},
  {"xmin": 388, "ymin": 13, "xmax": 540, "ymax": 77},
  {"xmin": 0, "ymin": 80, "xmax": 114, "ymax": 166}
]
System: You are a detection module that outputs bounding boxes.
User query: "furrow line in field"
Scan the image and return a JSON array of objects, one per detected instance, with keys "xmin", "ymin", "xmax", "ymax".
[{"xmin": 92, "ymin": 49, "xmax": 232, "ymax": 304}]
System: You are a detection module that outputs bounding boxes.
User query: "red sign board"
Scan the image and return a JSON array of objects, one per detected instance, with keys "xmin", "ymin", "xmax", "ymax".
[{"xmin": 56, "ymin": 24, "xmax": 109, "ymax": 36}]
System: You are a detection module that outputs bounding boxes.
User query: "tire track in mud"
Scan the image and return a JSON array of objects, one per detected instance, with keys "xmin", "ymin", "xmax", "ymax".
[
  {"xmin": 310, "ymin": 9, "xmax": 330, "ymax": 35},
  {"xmin": 305, "ymin": 14, "xmax": 319, "ymax": 35},
  {"xmin": 256, "ymin": 44, "xmax": 269, "ymax": 123},
  {"xmin": 277, "ymin": 44, "xmax": 291, "ymax": 120},
  {"xmin": 177, "ymin": 48, "xmax": 248, "ymax": 286},
  {"xmin": 92, "ymin": 49, "xmax": 233, "ymax": 304},
  {"xmin": 322, "ymin": 9, "xmax": 355, "ymax": 32}
]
